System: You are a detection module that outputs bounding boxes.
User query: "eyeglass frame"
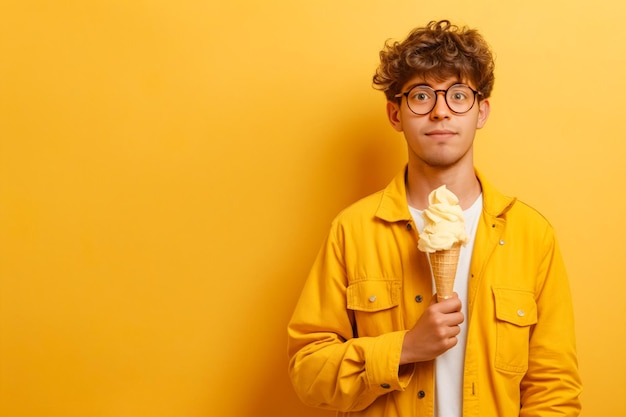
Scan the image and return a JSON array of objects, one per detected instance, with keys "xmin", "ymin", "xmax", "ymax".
[{"xmin": 394, "ymin": 83, "xmax": 483, "ymax": 115}]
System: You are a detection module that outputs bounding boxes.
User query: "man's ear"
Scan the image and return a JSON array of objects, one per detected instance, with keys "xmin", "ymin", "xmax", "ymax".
[
  {"xmin": 476, "ymin": 99, "xmax": 490, "ymax": 129},
  {"xmin": 386, "ymin": 100, "xmax": 403, "ymax": 132}
]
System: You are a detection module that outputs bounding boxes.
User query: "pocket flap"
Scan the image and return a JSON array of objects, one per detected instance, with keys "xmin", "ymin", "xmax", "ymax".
[
  {"xmin": 493, "ymin": 287, "xmax": 537, "ymax": 326},
  {"xmin": 347, "ymin": 280, "xmax": 401, "ymax": 312}
]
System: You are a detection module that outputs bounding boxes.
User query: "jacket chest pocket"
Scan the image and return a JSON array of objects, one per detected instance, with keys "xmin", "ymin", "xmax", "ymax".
[
  {"xmin": 347, "ymin": 279, "xmax": 402, "ymax": 336},
  {"xmin": 493, "ymin": 287, "xmax": 537, "ymax": 373}
]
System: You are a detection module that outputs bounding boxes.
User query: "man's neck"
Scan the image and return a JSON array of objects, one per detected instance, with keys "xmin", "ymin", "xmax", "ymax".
[{"xmin": 406, "ymin": 164, "xmax": 482, "ymax": 210}]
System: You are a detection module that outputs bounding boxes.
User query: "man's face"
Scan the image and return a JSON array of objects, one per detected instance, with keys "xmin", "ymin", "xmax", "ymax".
[{"xmin": 386, "ymin": 76, "xmax": 490, "ymax": 170}]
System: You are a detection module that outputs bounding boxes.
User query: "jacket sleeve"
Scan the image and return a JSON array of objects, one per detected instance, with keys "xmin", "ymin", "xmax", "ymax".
[
  {"xmin": 287, "ymin": 221, "xmax": 414, "ymax": 412},
  {"xmin": 520, "ymin": 227, "xmax": 582, "ymax": 416}
]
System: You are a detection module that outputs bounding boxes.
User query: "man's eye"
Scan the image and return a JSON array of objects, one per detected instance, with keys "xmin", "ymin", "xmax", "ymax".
[{"xmin": 413, "ymin": 92, "xmax": 430, "ymax": 101}]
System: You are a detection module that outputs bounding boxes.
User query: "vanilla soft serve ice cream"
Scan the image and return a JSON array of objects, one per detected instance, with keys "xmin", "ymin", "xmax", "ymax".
[{"xmin": 418, "ymin": 185, "xmax": 469, "ymax": 252}]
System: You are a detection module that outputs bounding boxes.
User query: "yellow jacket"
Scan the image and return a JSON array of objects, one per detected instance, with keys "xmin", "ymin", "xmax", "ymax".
[{"xmin": 288, "ymin": 168, "xmax": 582, "ymax": 417}]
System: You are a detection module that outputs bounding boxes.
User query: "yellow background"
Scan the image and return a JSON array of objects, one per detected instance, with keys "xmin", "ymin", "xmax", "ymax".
[{"xmin": 1, "ymin": 1, "xmax": 624, "ymax": 416}]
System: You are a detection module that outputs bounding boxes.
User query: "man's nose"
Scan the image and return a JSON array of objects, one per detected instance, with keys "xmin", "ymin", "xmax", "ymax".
[{"xmin": 430, "ymin": 91, "xmax": 451, "ymax": 119}]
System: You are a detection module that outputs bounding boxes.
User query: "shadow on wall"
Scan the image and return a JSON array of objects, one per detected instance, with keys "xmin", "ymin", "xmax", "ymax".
[
  {"xmin": 323, "ymin": 101, "xmax": 407, "ymax": 210},
  {"xmin": 240, "ymin": 101, "xmax": 406, "ymax": 417}
]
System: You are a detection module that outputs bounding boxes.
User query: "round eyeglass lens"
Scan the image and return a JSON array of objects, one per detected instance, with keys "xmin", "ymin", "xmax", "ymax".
[{"xmin": 445, "ymin": 85, "xmax": 475, "ymax": 113}]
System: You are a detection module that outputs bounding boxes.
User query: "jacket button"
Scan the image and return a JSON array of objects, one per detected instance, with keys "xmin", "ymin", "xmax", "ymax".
[
  {"xmin": 415, "ymin": 295, "xmax": 423, "ymax": 303},
  {"xmin": 517, "ymin": 309, "xmax": 525, "ymax": 317},
  {"xmin": 381, "ymin": 383, "xmax": 391, "ymax": 389},
  {"xmin": 406, "ymin": 223, "xmax": 412, "ymax": 231},
  {"xmin": 368, "ymin": 295, "xmax": 377, "ymax": 302},
  {"xmin": 418, "ymin": 390, "xmax": 426, "ymax": 398}
]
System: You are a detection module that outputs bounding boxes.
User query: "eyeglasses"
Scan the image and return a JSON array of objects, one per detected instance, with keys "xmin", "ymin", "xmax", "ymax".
[{"xmin": 394, "ymin": 83, "xmax": 482, "ymax": 115}]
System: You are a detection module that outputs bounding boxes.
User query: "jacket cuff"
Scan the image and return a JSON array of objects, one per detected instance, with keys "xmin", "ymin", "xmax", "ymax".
[{"xmin": 365, "ymin": 330, "xmax": 415, "ymax": 391}]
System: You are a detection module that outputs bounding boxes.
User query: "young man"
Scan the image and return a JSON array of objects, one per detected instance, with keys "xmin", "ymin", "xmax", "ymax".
[{"xmin": 287, "ymin": 20, "xmax": 582, "ymax": 417}]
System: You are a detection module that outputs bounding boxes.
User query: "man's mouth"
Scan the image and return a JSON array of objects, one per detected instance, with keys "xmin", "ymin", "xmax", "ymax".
[{"xmin": 426, "ymin": 129, "xmax": 456, "ymax": 138}]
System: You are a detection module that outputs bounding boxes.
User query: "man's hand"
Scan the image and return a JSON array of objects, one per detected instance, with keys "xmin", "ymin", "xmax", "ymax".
[{"xmin": 399, "ymin": 293, "xmax": 464, "ymax": 365}]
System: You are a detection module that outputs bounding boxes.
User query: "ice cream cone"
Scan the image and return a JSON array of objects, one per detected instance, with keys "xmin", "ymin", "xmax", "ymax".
[{"xmin": 429, "ymin": 243, "xmax": 461, "ymax": 302}]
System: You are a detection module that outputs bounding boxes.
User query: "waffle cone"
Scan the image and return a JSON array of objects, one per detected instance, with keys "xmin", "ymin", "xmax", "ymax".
[{"xmin": 428, "ymin": 243, "xmax": 461, "ymax": 302}]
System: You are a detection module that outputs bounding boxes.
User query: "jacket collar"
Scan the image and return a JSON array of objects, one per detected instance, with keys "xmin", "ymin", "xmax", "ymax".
[{"xmin": 374, "ymin": 166, "xmax": 516, "ymax": 223}]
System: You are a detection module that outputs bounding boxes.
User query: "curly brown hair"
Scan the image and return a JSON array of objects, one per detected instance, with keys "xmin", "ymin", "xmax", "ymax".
[{"xmin": 373, "ymin": 20, "xmax": 495, "ymax": 102}]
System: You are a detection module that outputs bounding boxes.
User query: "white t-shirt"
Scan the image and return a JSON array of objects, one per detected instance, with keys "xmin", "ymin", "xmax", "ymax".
[{"xmin": 409, "ymin": 194, "xmax": 483, "ymax": 417}]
